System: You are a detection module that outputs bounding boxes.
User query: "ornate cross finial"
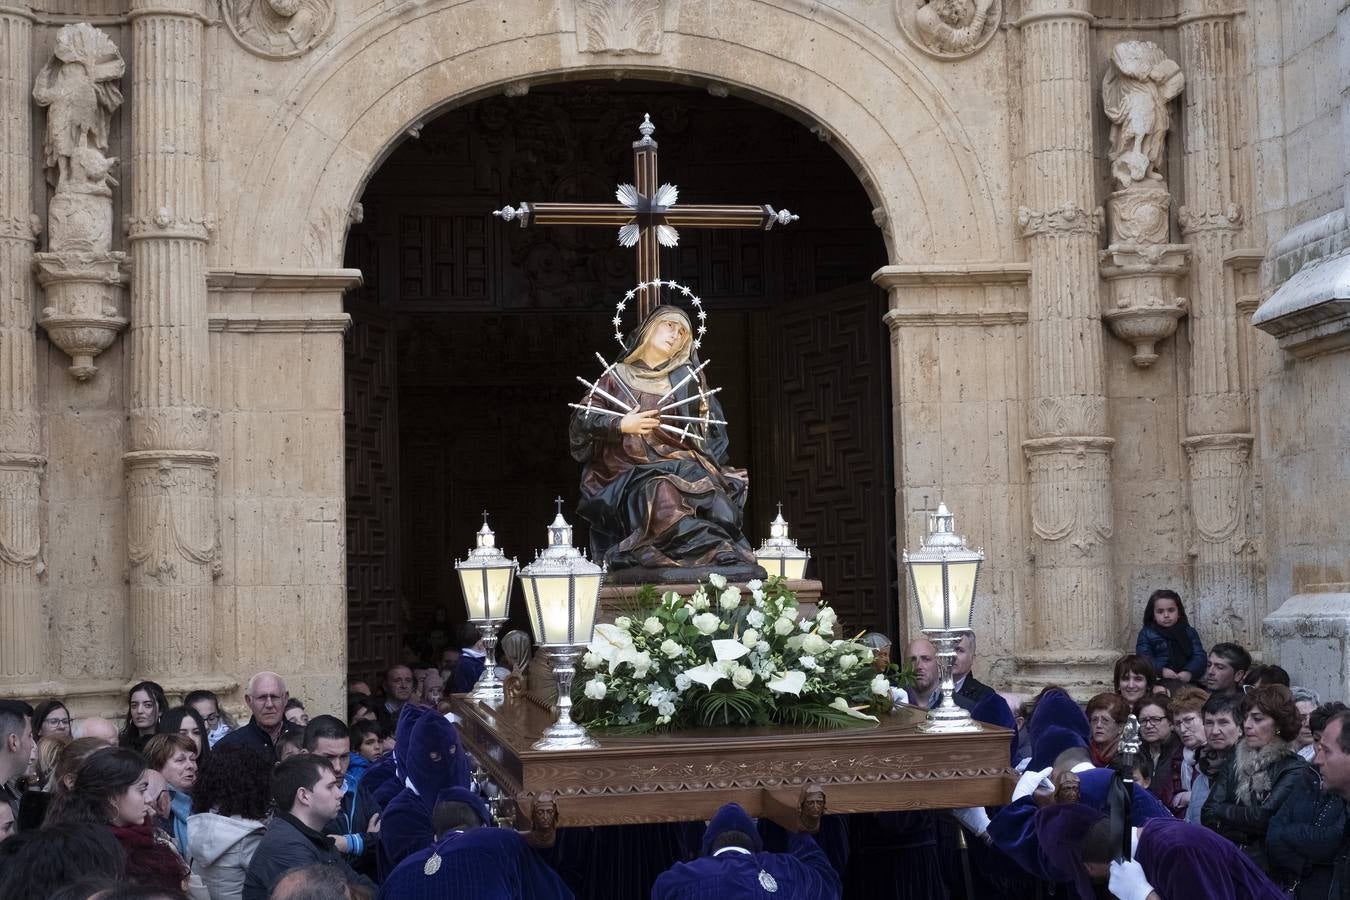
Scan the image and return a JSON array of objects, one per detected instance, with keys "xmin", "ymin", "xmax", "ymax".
[
  {"xmin": 554, "ymin": 496, "xmax": 564, "ymax": 516},
  {"xmin": 776, "ymin": 501, "xmax": 783, "ymax": 517},
  {"xmin": 481, "ymin": 509, "xmax": 489, "ymax": 525},
  {"xmin": 638, "ymin": 113, "xmax": 655, "ymax": 144}
]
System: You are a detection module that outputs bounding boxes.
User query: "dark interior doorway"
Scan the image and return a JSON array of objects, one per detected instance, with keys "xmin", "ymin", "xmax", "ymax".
[{"xmin": 343, "ymin": 80, "xmax": 893, "ymax": 681}]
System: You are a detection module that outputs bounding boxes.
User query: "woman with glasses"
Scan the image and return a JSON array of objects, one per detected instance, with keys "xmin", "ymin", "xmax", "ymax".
[
  {"xmin": 31, "ymin": 700, "xmax": 71, "ymax": 741},
  {"xmin": 1168, "ymin": 687, "xmax": 1209, "ymax": 819},
  {"xmin": 185, "ymin": 690, "xmax": 232, "ymax": 748},
  {"xmin": 1086, "ymin": 692, "xmax": 1131, "ymax": 767},
  {"xmin": 1136, "ymin": 695, "xmax": 1184, "ymax": 813},
  {"xmin": 1201, "ymin": 684, "xmax": 1319, "ymax": 888}
]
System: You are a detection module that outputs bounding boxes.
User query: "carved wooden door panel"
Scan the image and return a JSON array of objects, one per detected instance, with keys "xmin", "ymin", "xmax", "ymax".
[
  {"xmin": 344, "ymin": 302, "xmax": 402, "ymax": 683},
  {"xmin": 761, "ymin": 283, "xmax": 896, "ymax": 636}
]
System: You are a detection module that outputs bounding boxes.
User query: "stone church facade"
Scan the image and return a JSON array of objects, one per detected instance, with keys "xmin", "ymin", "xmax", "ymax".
[{"xmin": 1, "ymin": 0, "xmax": 1346, "ymax": 716}]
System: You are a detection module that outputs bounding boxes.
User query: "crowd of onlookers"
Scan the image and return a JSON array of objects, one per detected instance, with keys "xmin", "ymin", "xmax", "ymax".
[{"xmin": 1, "ymin": 589, "xmax": 1348, "ymax": 899}]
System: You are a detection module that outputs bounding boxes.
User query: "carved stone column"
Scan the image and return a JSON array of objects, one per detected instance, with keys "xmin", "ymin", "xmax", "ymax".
[
  {"xmin": 1015, "ymin": 0, "xmax": 1117, "ymax": 688},
  {"xmin": 0, "ymin": 5, "xmax": 44, "ymax": 685},
  {"xmin": 1178, "ymin": 0, "xmax": 1260, "ymax": 645},
  {"xmin": 125, "ymin": 0, "xmax": 219, "ymax": 682}
]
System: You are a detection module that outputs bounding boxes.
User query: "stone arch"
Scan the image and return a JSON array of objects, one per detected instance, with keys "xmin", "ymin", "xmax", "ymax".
[{"xmin": 223, "ymin": 0, "xmax": 1005, "ymax": 270}]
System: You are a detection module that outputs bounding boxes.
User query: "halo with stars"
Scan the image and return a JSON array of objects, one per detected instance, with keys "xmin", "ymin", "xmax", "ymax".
[{"xmin": 614, "ymin": 279, "xmax": 709, "ymax": 352}]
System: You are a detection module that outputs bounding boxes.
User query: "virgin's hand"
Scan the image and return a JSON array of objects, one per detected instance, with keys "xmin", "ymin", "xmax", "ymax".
[{"xmin": 620, "ymin": 409, "xmax": 661, "ymax": 435}]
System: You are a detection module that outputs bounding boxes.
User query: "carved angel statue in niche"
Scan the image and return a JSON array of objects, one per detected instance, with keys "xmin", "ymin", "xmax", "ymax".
[
  {"xmin": 32, "ymin": 23, "xmax": 124, "ymax": 191},
  {"xmin": 914, "ymin": 0, "xmax": 996, "ymax": 55},
  {"xmin": 1102, "ymin": 41, "xmax": 1185, "ymax": 190}
]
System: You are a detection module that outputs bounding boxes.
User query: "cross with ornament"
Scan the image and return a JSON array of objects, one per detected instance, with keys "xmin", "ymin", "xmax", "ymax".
[{"xmin": 493, "ymin": 114, "xmax": 799, "ymax": 319}]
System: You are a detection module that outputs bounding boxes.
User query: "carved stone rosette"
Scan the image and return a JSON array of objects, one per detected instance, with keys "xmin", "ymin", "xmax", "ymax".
[
  {"xmin": 895, "ymin": 0, "xmax": 1002, "ymax": 60},
  {"xmin": 222, "ymin": 0, "xmax": 335, "ymax": 59}
]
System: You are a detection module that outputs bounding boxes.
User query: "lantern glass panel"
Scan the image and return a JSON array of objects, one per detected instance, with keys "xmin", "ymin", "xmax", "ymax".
[
  {"xmin": 945, "ymin": 558, "xmax": 980, "ymax": 631},
  {"xmin": 783, "ymin": 558, "xmax": 807, "ymax": 580},
  {"xmin": 909, "ymin": 559, "xmax": 949, "ymax": 630},
  {"xmin": 458, "ymin": 565, "xmax": 513, "ymax": 621}
]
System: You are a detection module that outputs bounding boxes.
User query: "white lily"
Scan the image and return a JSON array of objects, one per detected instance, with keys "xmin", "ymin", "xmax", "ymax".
[
  {"xmin": 829, "ymin": 696, "xmax": 878, "ymax": 722},
  {"xmin": 686, "ymin": 662, "xmax": 727, "ymax": 689},
  {"xmin": 767, "ymin": 670, "xmax": 807, "ymax": 696},
  {"xmin": 587, "ymin": 623, "xmax": 633, "ymax": 660},
  {"xmin": 712, "ymin": 639, "xmax": 750, "ymax": 662}
]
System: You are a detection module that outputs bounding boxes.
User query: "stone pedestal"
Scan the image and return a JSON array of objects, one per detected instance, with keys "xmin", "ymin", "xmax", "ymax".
[
  {"xmin": 1263, "ymin": 591, "xmax": 1350, "ymax": 704},
  {"xmin": 34, "ymin": 253, "xmax": 129, "ymax": 380},
  {"xmin": 1100, "ymin": 244, "xmax": 1190, "ymax": 368}
]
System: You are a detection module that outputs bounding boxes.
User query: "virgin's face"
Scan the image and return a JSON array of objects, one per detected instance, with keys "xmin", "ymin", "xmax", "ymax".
[
  {"xmin": 129, "ymin": 691, "xmax": 158, "ymax": 731},
  {"xmin": 1152, "ymin": 599, "xmax": 1180, "ymax": 628},
  {"xmin": 162, "ymin": 749, "xmax": 197, "ymax": 792},
  {"xmin": 642, "ymin": 317, "xmax": 689, "ymax": 363},
  {"xmin": 111, "ymin": 771, "xmax": 153, "ymax": 826}
]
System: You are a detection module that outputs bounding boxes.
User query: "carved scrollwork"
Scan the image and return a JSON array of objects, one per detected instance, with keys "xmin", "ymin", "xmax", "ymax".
[
  {"xmin": 126, "ymin": 454, "xmax": 220, "ymax": 584},
  {"xmin": 1024, "ymin": 437, "xmax": 1115, "ymax": 556},
  {"xmin": 222, "ymin": 0, "xmax": 335, "ymax": 60},
  {"xmin": 1017, "ymin": 204, "xmax": 1103, "ymax": 238},
  {"xmin": 576, "ymin": 0, "xmax": 662, "ymax": 54},
  {"xmin": 1182, "ymin": 435, "xmax": 1252, "ymax": 545},
  {"xmin": 896, "ymin": 0, "xmax": 1001, "ymax": 60},
  {"xmin": 0, "ymin": 457, "xmax": 44, "ymax": 569}
]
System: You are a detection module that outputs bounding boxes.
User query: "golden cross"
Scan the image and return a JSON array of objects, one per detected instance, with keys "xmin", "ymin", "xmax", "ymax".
[{"xmin": 493, "ymin": 114, "xmax": 799, "ymax": 320}]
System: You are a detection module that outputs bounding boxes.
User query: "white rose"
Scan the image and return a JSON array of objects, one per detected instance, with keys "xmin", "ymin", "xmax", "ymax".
[
  {"xmin": 584, "ymin": 678, "xmax": 607, "ymax": 700},
  {"xmin": 746, "ymin": 609, "xmax": 765, "ymax": 629},
  {"xmin": 732, "ymin": 666, "xmax": 755, "ymax": 689},
  {"xmin": 799, "ymin": 655, "xmax": 818, "ymax": 671},
  {"xmin": 658, "ymin": 701, "xmax": 676, "ymax": 717},
  {"xmin": 690, "ymin": 589, "xmax": 710, "ymax": 611},
  {"xmin": 674, "ymin": 673, "xmax": 692, "ymax": 692},
  {"xmin": 643, "ymin": 616, "xmax": 663, "ymax": 635},
  {"xmin": 745, "ymin": 579, "xmax": 763, "ymax": 592},
  {"xmin": 660, "ymin": 638, "xmax": 684, "ymax": 659},
  {"xmin": 582, "ymin": 651, "xmax": 604, "ymax": 669},
  {"xmin": 708, "ymin": 573, "xmax": 727, "ymax": 590},
  {"xmin": 838, "ymin": 653, "xmax": 858, "ymax": 671},
  {"xmin": 801, "ymin": 633, "xmax": 830, "ymax": 656},
  {"xmin": 773, "ymin": 616, "xmax": 795, "ymax": 636},
  {"xmin": 630, "ymin": 651, "xmax": 654, "ymax": 679},
  {"xmin": 756, "ymin": 641, "xmax": 770, "ymax": 653},
  {"xmin": 740, "ymin": 628, "xmax": 760, "ymax": 648},
  {"xmin": 719, "ymin": 586, "xmax": 742, "ymax": 610},
  {"xmin": 871, "ymin": 673, "xmax": 890, "ymax": 696},
  {"xmin": 692, "ymin": 612, "xmax": 721, "ymax": 635},
  {"xmin": 614, "ymin": 616, "xmax": 633, "ymax": 632}
]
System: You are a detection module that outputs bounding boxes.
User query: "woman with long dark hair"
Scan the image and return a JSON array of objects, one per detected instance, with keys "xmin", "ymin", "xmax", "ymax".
[
  {"xmin": 1135, "ymin": 589, "xmax": 1206, "ymax": 684},
  {"xmin": 160, "ymin": 705, "xmax": 211, "ymax": 771},
  {"xmin": 118, "ymin": 681, "xmax": 168, "ymax": 752},
  {"xmin": 44, "ymin": 747, "xmax": 188, "ymax": 893}
]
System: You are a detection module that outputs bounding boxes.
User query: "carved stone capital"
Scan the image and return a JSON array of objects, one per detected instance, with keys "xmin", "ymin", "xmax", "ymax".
[
  {"xmin": 1026, "ymin": 397, "xmax": 1108, "ymax": 440},
  {"xmin": 125, "ymin": 210, "xmax": 212, "ymax": 243},
  {"xmin": 1018, "ymin": 204, "xmax": 1103, "ymax": 238},
  {"xmin": 1178, "ymin": 203, "xmax": 1243, "ymax": 235}
]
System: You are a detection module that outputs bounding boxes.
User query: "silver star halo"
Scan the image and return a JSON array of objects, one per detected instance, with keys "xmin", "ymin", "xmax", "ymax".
[{"xmin": 614, "ymin": 279, "xmax": 708, "ymax": 352}]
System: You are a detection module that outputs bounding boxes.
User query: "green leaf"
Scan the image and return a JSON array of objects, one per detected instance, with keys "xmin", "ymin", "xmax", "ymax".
[
  {"xmin": 694, "ymin": 689, "xmax": 765, "ymax": 727},
  {"xmin": 775, "ymin": 702, "xmax": 874, "ymax": 730}
]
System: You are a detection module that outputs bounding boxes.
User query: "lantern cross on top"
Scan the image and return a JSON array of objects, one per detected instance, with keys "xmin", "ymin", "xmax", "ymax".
[{"xmin": 493, "ymin": 114, "xmax": 800, "ymax": 319}]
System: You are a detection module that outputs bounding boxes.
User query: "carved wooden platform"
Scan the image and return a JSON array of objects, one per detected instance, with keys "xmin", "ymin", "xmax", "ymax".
[{"xmin": 451, "ymin": 695, "xmax": 1015, "ymax": 829}]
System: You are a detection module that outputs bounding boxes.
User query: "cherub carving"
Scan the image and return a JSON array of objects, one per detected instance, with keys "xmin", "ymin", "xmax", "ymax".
[
  {"xmin": 32, "ymin": 24, "xmax": 124, "ymax": 191},
  {"xmin": 1102, "ymin": 41, "xmax": 1185, "ymax": 190},
  {"xmin": 914, "ymin": 0, "xmax": 997, "ymax": 55}
]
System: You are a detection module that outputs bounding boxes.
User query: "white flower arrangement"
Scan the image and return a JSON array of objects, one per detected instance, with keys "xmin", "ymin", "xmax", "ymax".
[{"xmin": 571, "ymin": 577, "xmax": 912, "ymax": 732}]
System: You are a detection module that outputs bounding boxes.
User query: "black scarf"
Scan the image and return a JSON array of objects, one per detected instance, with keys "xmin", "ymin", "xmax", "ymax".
[{"xmin": 1153, "ymin": 621, "xmax": 1192, "ymax": 672}]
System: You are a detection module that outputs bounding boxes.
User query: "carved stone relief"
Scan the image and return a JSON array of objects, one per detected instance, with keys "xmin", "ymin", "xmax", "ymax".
[
  {"xmin": 31, "ymin": 23, "xmax": 129, "ymax": 381},
  {"xmin": 223, "ymin": 0, "xmax": 335, "ymax": 60},
  {"xmin": 576, "ymin": 0, "xmax": 662, "ymax": 54},
  {"xmin": 895, "ymin": 0, "xmax": 1001, "ymax": 60}
]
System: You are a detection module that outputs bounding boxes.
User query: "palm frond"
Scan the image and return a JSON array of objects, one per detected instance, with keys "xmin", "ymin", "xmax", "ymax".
[{"xmin": 775, "ymin": 702, "xmax": 874, "ymax": 730}]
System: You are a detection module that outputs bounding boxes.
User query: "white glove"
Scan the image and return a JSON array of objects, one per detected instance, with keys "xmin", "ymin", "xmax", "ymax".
[
  {"xmin": 951, "ymin": 806, "xmax": 991, "ymax": 835},
  {"xmin": 1108, "ymin": 858, "xmax": 1155, "ymax": 900},
  {"xmin": 1011, "ymin": 766, "xmax": 1053, "ymax": 803}
]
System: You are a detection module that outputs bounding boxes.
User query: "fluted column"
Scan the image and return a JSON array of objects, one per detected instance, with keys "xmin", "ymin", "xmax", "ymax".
[
  {"xmin": 0, "ymin": 5, "xmax": 44, "ymax": 685},
  {"xmin": 1178, "ymin": 0, "xmax": 1260, "ymax": 645},
  {"xmin": 125, "ymin": 0, "xmax": 218, "ymax": 682},
  {"xmin": 1015, "ymin": 0, "xmax": 1116, "ymax": 685}
]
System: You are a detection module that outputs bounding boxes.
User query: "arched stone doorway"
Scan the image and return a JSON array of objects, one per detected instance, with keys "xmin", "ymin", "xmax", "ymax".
[{"xmin": 342, "ymin": 80, "xmax": 893, "ymax": 679}]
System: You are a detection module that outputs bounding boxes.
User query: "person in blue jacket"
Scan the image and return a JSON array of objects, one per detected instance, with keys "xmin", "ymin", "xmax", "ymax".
[
  {"xmin": 1134, "ymin": 589, "xmax": 1206, "ymax": 685},
  {"xmin": 652, "ymin": 802, "xmax": 841, "ymax": 900}
]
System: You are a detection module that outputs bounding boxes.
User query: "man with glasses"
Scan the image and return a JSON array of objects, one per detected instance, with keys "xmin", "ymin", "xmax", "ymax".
[{"xmin": 216, "ymin": 672, "xmax": 289, "ymax": 764}]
